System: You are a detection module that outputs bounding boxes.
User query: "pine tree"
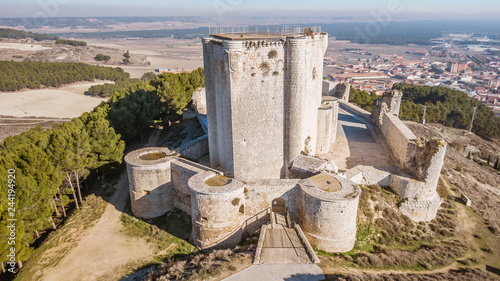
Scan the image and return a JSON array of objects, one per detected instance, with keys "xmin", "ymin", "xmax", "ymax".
[
  {"xmin": 47, "ymin": 119, "xmax": 92, "ymax": 208},
  {"xmin": 0, "ymin": 139, "xmax": 62, "ymax": 265},
  {"xmin": 495, "ymin": 157, "xmax": 499, "ymax": 170},
  {"xmin": 79, "ymin": 109, "xmax": 125, "ymax": 169},
  {"xmin": 467, "ymin": 151, "xmax": 471, "ymax": 159},
  {"xmin": 487, "ymin": 155, "xmax": 491, "ymax": 166},
  {"xmin": 107, "ymin": 82, "xmax": 161, "ymax": 140}
]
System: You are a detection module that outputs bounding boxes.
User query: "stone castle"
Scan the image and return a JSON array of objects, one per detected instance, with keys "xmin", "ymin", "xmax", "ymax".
[{"xmin": 125, "ymin": 27, "xmax": 447, "ymax": 256}]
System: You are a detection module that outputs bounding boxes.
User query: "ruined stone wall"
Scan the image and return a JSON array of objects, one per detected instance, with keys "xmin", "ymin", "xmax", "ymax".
[
  {"xmin": 322, "ymin": 81, "xmax": 350, "ymax": 101},
  {"xmin": 298, "ymin": 174, "xmax": 361, "ymax": 253},
  {"xmin": 125, "ymin": 148, "xmax": 176, "ymax": 219},
  {"xmin": 405, "ymin": 139, "xmax": 447, "ymax": 191},
  {"xmin": 380, "ymin": 112, "xmax": 417, "ymax": 167},
  {"xmin": 384, "ymin": 90, "xmax": 402, "ymax": 117},
  {"xmin": 374, "ymin": 108, "xmax": 446, "ymax": 222},
  {"xmin": 189, "ymin": 171, "xmax": 245, "ymax": 249}
]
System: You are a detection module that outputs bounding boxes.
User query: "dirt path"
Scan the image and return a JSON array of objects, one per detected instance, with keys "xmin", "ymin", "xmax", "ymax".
[{"xmin": 39, "ymin": 174, "xmax": 155, "ymax": 281}]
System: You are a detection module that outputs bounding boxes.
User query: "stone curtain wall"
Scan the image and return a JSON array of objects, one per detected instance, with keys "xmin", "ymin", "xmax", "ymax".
[
  {"xmin": 380, "ymin": 113, "xmax": 417, "ymax": 167},
  {"xmin": 171, "ymin": 158, "xmax": 219, "ymax": 215},
  {"xmin": 176, "ymin": 135, "xmax": 209, "ymax": 160},
  {"xmin": 322, "ymin": 81, "xmax": 351, "ymax": 101}
]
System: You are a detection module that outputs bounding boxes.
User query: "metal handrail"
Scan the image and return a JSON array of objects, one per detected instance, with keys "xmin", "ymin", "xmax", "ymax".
[{"xmin": 209, "ymin": 25, "xmax": 321, "ymax": 36}]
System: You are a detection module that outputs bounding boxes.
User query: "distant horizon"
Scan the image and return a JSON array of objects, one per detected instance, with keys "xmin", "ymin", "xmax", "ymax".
[
  {"xmin": 1, "ymin": 16, "xmax": 500, "ymax": 26},
  {"xmin": 1, "ymin": 0, "xmax": 500, "ymax": 21}
]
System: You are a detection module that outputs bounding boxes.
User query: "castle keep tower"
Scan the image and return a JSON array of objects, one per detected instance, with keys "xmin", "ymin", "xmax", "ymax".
[{"xmin": 202, "ymin": 27, "xmax": 329, "ymax": 181}]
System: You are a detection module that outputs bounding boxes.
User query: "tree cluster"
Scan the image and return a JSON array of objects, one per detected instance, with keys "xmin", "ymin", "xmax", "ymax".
[
  {"xmin": 102, "ymin": 68, "xmax": 204, "ymax": 139},
  {"xmin": 0, "ymin": 61, "xmax": 130, "ymax": 91},
  {"xmin": 0, "ymin": 28, "xmax": 58, "ymax": 41},
  {"xmin": 87, "ymin": 79, "xmax": 140, "ymax": 97},
  {"xmin": 0, "ymin": 66, "xmax": 205, "ymax": 268},
  {"xmin": 394, "ymin": 83, "xmax": 500, "ymax": 139},
  {"xmin": 0, "ymin": 110, "xmax": 124, "ymax": 267},
  {"xmin": 151, "ymin": 68, "xmax": 205, "ymax": 114},
  {"xmin": 349, "ymin": 86, "xmax": 379, "ymax": 112},
  {"xmin": 55, "ymin": 39, "xmax": 87, "ymax": 46},
  {"xmin": 94, "ymin": 54, "xmax": 111, "ymax": 62},
  {"xmin": 87, "ymin": 73, "xmax": 156, "ymax": 97}
]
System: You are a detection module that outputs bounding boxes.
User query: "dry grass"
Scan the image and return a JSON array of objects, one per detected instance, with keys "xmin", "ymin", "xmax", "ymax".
[
  {"xmin": 144, "ymin": 246, "xmax": 253, "ymax": 281},
  {"xmin": 319, "ymin": 183, "xmax": 466, "ymax": 272},
  {"xmin": 324, "ymin": 267, "xmax": 500, "ymax": 281}
]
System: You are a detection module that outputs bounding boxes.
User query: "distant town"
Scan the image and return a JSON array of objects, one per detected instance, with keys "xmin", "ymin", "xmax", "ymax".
[{"xmin": 325, "ymin": 33, "xmax": 500, "ymax": 115}]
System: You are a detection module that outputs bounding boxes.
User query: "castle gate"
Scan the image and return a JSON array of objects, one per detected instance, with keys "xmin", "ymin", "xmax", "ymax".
[{"xmin": 271, "ymin": 198, "xmax": 286, "ymax": 213}]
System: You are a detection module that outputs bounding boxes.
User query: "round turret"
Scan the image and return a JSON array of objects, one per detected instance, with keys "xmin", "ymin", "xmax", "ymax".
[
  {"xmin": 189, "ymin": 171, "xmax": 245, "ymax": 249},
  {"xmin": 124, "ymin": 147, "xmax": 178, "ymax": 219},
  {"xmin": 298, "ymin": 172, "xmax": 361, "ymax": 252}
]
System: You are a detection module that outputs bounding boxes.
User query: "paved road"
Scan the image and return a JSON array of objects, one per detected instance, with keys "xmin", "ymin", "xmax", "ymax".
[{"xmin": 222, "ymin": 264, "xmax": 325, "ymax": 281}]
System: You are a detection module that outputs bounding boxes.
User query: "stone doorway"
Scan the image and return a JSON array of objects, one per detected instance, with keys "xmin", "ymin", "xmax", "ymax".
[{"xmin": 271, "ymin": 198, "xmax": 286, "ymax": 213}]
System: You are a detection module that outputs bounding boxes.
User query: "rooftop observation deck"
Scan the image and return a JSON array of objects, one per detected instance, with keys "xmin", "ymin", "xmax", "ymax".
[{"xmin": 209, "ymin": 26, "xmax": 322, "ymax": 41}]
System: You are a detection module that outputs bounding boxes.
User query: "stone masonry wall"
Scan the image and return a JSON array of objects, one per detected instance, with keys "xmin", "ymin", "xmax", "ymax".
[
  {"xmin": 298, "ymin": 174, "xmax": 361, "ymax": 253},
  {"xmin": 228, "ymin": 40, "xmax": 287, "ymax": 180},
  {"xmin": 189, "ymin": 171, "xmax": 245, "ymax": 249},
  {"xmin": 322, "ymin": 81, "xmax": 351, "ymax": 101},
  {"xmin": 380, "ymin": 112, "xmax": 417, "ymax": 167},
  {"xmin": 125, "ymin": 148, "xmax": 176, "ymax": 219},
  {"xmin": 243, "ymin": 179, "xmax": 300, "ymax": 232},
  {"xmin": 202, "ymin": 38, "xmax": 234, "ymax": 176},
  {"xmin": 171, "ymin": 158, "xmax": 219, "ymax": 215},
  {"xmin": 176, "ymin": 134, "xmax": 209, "ymax": 160},
  {"xmin": 316, "ymin": 105, "xmax": 333, "ymax": 154},
  {"xmin": 203, "ymin": 33, "xmax": 328, "ymax": 180}
]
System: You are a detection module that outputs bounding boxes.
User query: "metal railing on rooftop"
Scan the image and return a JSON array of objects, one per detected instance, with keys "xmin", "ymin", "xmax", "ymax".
[{"xmin": 209, "ymin": 25, "xmax": 322, "ymax": 36}]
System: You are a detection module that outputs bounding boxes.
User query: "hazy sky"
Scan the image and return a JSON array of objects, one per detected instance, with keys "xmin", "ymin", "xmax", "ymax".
[{"xmin": 1, "ymin": 0, "xmax": 499, "ymax": 19}]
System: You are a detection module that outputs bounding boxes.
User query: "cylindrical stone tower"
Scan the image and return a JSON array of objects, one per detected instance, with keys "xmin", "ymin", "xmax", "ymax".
[
  {"xmin": 125, "ymin": 147, "xmax": 177, "ymax": 219},
  {"xmin": 189, "ymin": 171, "xmax": 245, "ymax": 249},
  {"xmin": 202, "ymin": 37, "xmax": 219, "ymax": 169},
  {"xmin": 285, "ymin": 37, "xmax": 308, "ymax": 168},
  {"xmin": 316, "ymin": 104, "xmax": 333, "ymax": 154},
  {"xmin": 321, "ymin": 96, "xmax": 340, "ymax": 145},
  {"xmin": 298, "ymin": 172, "xmax": 361, "ymax": 252}
]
